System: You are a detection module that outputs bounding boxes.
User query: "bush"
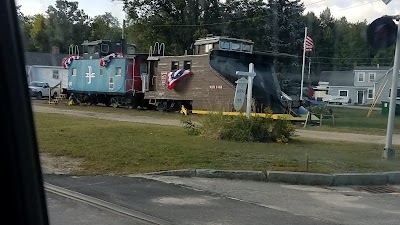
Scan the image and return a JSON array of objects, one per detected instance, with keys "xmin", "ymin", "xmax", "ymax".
[{"xmin": 182, "ymin": 112, "xmax": 295, "ymax": 143}]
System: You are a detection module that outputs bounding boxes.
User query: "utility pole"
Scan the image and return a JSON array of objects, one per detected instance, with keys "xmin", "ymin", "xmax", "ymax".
[
  {"xmin": 384, "ymin": 16, "xmax": 400, "ymax": 160},
  {"xmin": 308, "ymin": 58, "xmax": 311, "ymax": 82}
]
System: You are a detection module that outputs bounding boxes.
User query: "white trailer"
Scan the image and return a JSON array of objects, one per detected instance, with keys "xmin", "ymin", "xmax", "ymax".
[{"xmin": 26, "ymin": 65, "xmax": 68, "ymax": 92}]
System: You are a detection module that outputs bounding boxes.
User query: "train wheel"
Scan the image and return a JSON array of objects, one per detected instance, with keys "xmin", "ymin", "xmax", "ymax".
[
  {"xmin": 156, "ymin": 101, "xmax": 168, "ymax": 112},
  {"xmin": 110, "ymin": 98, "xmax": 119, "ymax": 108}
]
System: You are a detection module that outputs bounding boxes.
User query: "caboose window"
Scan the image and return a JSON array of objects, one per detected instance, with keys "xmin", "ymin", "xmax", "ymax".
[
  {"xmin": 109, "ymin": 77, "xmax": 114, "ymax": 89},
  {"xmin": 72, "ymin": 68, "xmax": 77, "ymax": 76},
  {"xmin": 184, "ymin": 61, "xmax": 191, "ymax": 70},
  {"xmin": 171, "ymin": 61, "xmax": 179, "ymax": 71},
  {"xmin": 101, "ymin": 44, "xmax": 109, "ymax": 53},
  {"xmin": 116, "ymin": 67, "xmax": 122, "ymax": 76}
]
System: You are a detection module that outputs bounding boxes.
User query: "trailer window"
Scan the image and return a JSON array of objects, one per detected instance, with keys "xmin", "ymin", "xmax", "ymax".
[
  {"xmin": 52, "ymin": 70, "xmax": 59, "ymax": 79},
  {"xmin": 72, "ymin": 68, "xmax": 77, "ymax": 76},
  {"xmin": 171, "ymin": 61, "xmax": 179, "ymax": 71},
  {"xmin": 184, "ymin": 61, "xmax": 191, "ymax": 70},
  {"xmin": 116, "ymin": 67, "xmax": 122, "ymax": 76},
  {"xmin": 109, "ymin": 77, "xmax": 114, "ymax": 89}
]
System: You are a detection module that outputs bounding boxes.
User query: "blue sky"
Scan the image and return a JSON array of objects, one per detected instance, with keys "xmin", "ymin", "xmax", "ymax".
[{"xmin": 16, "ymin": 0, "xmax": 400, "ymax": 24}]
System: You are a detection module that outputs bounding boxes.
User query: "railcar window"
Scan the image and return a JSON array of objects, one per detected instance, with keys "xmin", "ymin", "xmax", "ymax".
[
  {"xmin": 220, "ymin": 41, "xmax": 230, "ymax": 50},
  {"xmin": 184, "ymin": 61, "xmax": 191, "ymax": 70},
  {"xmin": 72, "ymin": 68, "xmax": 77, "ymax": 76},
  {"xmin": 242, "ymin": 44, "xmax": 251, "ymax": 52},
  {"xmin": 101, "ymin": 44, "xmax": 109, "ymax": 53},
  {"xmin": 171, "ymin": 61, "xmax": 179, "ymax": 71},
  {"xmin": 109, "ymin": 77, "xmax": 114, "ymax": 89},
  {"xmin": 100, "ymin": 68, "xmax": 103, "ymax": 76},
  {"xmin": 116, "ymin": 67, "xmax": 122, "ymax": 76},
  {"xmin": 231, "ymin": 42, "xmax": 241, "ymax": 51}
]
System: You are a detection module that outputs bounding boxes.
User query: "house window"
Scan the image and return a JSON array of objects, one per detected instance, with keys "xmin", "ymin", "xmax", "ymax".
[
  {"xmin": 367, "ymin": 88, "xmax": 374, "ymax": 99},
  {"xmin": 109, "ymin": 77, "xmax": 114, "ymax": 89},
  {"xmin": 388, "ymin": 88, "xmax": 400, "ymax": 98},
  {"xmin": 357, "ymin": 72, "xmax": 365, "ymax": 82},
  {"xmin": 116, "ymin": 67, "xmax": 122, "ymax": 76},
  {"xmin": 339, "ymin": 90, "xmax": 348, "ymax": 97},
  {"xmin": 183, "ymin": 61, "xmax": 191, "ymax": 70},
  {"xmin": 369, "ymin": 73, "xmax": 376, "ymax": 82},
  {"xmin": 72, "ymin": 68, "xmax": 77, "ymax": 76},
  {"xmin": 171, "ymin": 61, "xmax": 179, "ymax": 71},
  {"xmin": 100, "ymin": 68, "xmax": 103, "ymax": 76},
  {"xmin": 52, "ymin": 70, "xmax": 59, "ymax": 79}
]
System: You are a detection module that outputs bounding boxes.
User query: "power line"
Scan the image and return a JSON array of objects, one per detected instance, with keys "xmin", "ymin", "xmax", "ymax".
[
  {"xmin": 305, "ymin": 0, "xmax": 329, "ymax": 7},
  {"xmin": 337, "ymin": 0, "xmax": 380, "ymax": 11}
]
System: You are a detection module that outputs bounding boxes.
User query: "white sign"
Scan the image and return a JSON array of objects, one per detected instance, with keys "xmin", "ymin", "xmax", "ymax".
[
  {"xmin": 233, "ymin": 77, "xmax": 248, "ymax": 111},
  {"xmin": 85, "ymin": 66, "xmax": 95, "ymax": 84},
  {"xmin": 236, "ymin": 63, "xmax": 257, "ymax": 118}
]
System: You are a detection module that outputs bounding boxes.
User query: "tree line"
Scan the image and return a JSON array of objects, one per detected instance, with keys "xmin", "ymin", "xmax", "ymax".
[{"xmin": 18, "ymin": 0, "xmax": 395, "ymax": 89}]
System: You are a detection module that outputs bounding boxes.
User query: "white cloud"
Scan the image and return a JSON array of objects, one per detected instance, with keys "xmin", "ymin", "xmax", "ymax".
[
  {"xmin": 16, "ymin": 0, "xmax": 126, "ymax": 23},
  {"xmin": 303, "ymin": 0, "xmax": 400, "ymax": 23},
  {"xmin": 15, "ymin": 0, "xmax": 400, "ymax": 24}
]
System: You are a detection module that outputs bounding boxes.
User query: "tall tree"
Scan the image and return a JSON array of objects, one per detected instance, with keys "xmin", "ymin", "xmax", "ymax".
[
  {"xmin": 90, "ymin": 13, "xmax": 122, "ymax": 41},
  {"xmin": 46, "ymin": 0, "xmax": 91, "ymax": 53},
  {"xmin": 16, "ymin": 5, "xmax": 35, "ymax": 51},
  {"xmin": 30, "ymin": 14, "xmax": 50, "ymax": 52}
]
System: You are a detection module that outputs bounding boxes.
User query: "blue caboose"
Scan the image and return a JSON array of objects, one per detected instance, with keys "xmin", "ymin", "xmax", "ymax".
[{"xmin": 65, "ymin": 40, "xmax": 147, "ymax": 107}]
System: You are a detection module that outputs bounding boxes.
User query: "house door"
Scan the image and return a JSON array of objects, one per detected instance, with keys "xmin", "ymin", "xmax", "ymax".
[{"xmin": 357, "ymin": 91, "xmax": 364, "ymax": 104}]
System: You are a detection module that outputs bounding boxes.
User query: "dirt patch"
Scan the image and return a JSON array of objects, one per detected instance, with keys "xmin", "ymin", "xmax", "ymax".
[{"xmin": 40, "ymin": 153, "xmax": 83, "ymax": 174}]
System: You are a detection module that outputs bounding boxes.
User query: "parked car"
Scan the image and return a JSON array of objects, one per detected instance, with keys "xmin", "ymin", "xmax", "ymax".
[{"xmin": 28, "ymin": 81, "xmax": 57, "ymax": 99}]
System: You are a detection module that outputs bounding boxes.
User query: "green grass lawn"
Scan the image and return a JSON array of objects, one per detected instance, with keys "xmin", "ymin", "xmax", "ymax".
[
  {"xmin": 34, "ymin": 112, "xmax": 400, "ymax": 175},
  {"xmin": 37, "ymin": 101, "xmax": 400, "ymax": 135},
  {"xmin": 36, "ymin": 100, "xmax": 195, "ymax": 120},
  {"xmin": 302, "ymin": 107, "xmax": 400, "ymax": 135}
]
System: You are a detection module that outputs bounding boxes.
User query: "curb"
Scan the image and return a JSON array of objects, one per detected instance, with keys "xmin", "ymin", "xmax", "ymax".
[{"xmin": 147, "ymin": 169, "xmax": 400, "ymax": 186}]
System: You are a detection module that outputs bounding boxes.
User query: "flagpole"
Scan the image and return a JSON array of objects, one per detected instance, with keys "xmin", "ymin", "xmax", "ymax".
[{"xmin": 300, "ymin": 27, "xmax": 307, "ymax": 101}]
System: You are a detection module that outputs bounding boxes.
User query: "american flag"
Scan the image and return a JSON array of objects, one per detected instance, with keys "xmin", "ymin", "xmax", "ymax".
[
  {"xmin": 305, "ymin": 36, "xmax": 314, "ymax": 52},
  {"xmin": 167, "ymin": 69, "xmax": 193, "ymax": 90}
]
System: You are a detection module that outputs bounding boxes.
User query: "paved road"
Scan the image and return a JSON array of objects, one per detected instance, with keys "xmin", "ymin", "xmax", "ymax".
[
  {"xmin": 45, "ymin": 174, "xmax": 400, "ymax": 225},
  {"xmin": 33, "ymin": 105, "xmax": 400, "ymax": 144},
  {"xmin": 46, "ymin": 192, "xmax": 150, "ymax": 225},
  {"xmin": 45, "ymin": 175, "xmax": 339, "ymax": 225}
]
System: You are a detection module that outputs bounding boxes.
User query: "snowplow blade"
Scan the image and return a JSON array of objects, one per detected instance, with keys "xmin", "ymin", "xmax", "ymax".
[{"xmin": 209, "ymin": 50, "xmax": 286, "ymax": 114}]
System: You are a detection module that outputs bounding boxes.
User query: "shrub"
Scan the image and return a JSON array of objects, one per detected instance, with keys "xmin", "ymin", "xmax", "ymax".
[
  {"xmin": 183, "ymin": 112, "xmax": 295, "ymax": 143},
  {"xmin": 180, "ymin": 118, "xmax": 201, "ymax": 135}
]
